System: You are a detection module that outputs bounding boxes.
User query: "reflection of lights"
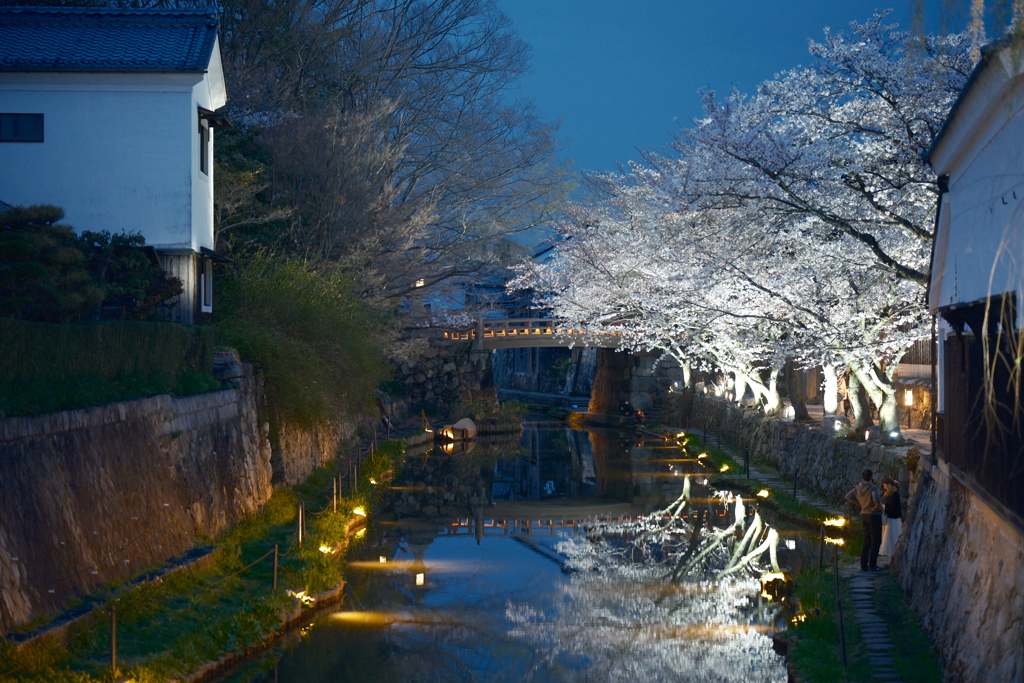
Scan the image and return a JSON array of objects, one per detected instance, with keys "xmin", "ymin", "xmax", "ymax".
[
  {"xmin": 379, "ymin": 556, "xmax": 387, "ymax": 563},
  {"xmin": 287, "ymin": 590, "xmax": 316, "ymax": 606},
  {"xmin": 823, "ymin": 517, "xmax": 847, "ymax": 527},
  {"xmin": 786, "ymin": 539, "xmax": 797, "ymax": 550},
  {"xmin": 332, "ymin": 611, "xmax": 396, "ymax": 626},
  {"xmin": 719, "ymin": 464, "xmax": 729, "ymax": 472},
  {"xmin": 790, "ymin": 614, "xmax": 807, "ymax": 625},
  {"xmin": 756, "ymin": 489, "xmax": 770, "ymax": 498},
  {"xmin": 697, "ymin": 453, "xmax": 708, "ymax": 459},
  {"xmin": 825, "ymin": 537, "xmax": 845, "ymax": 545},
  {"xmin": 319, "ymin": 545, "xmax": 336, "ymax": 554},
  {"xmin": 352, "ymin": 506, "xmax": 366, "ymax": 517},
  {"xmin": 676, "ymin": 432, "xmax": 686, "ymax": 438},
  {"xmin": 415, "ymin": 573, "xmax": 425, "ymax": 586}
]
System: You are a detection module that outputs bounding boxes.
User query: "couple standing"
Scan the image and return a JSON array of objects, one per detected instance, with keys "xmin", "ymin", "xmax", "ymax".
[{"xmin": 845, "ymin": 469, "xmax": 902, "ymax": 571}]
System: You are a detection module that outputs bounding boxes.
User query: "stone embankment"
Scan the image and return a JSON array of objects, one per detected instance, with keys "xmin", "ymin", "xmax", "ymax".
[
  {"xmin": 685, "ymin": 394, "xmax": 914, "ymax": 506},
  {"xmin": 894, "ymin": 456, "xmax": 1024, "ymax": 682},
  {"xmin": 0, "ymin": 365, "xmax": 273, "ymax": 635},
  {"xmin": 390, "ymin": 332, "xmax": 494, "ymax": 420}
]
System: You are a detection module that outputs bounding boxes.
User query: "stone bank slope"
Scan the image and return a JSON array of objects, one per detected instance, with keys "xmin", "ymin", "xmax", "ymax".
[
  {"xmin": 895, "ymin": 454, "xmax": 1024, "ymax": 682},
  {"xmin": 0, "ymin": 366, "xmax": 273, "ymax": 635},
  {"xmin": 686, "ymin": 394, "xmax": 913, "ymax": 505}
]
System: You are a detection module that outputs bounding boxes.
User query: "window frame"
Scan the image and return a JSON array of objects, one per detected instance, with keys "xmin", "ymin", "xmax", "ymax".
[{"xmin": 0, "ymin": 113, "xmax": 44, "ymax": 142}]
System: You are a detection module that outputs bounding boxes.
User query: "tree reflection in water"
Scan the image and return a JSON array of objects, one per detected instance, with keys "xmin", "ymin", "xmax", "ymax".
[{"xmin": 506, "ymin": 477, "xmax": 786, "ymax": 682}]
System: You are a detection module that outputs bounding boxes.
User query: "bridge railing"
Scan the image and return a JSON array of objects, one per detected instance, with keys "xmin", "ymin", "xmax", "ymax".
[{"xmin": 442, "ymin": 318, "xmax": 622, "ymax": 342}]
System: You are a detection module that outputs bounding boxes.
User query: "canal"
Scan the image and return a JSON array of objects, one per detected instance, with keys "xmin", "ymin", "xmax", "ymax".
[{"xmin": 221, "ymin": 417, "xmax": 806, "ymax": 682}]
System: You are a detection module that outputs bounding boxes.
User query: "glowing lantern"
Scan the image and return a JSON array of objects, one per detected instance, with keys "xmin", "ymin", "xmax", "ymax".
[
  {"xmin": 756, "ymin": 489, "xmax": 770, "ymax": 498},
  {"xmin": 786, "ymin": 539, "xmax": 797, "ymax": 550},
  {"xmin": 904, "ymin": 389, "xmax": 913, "ymax": 406},
  {"xmin": 352, "ymin": 506, "xmax": 366, "ymax": 517},
  {"xmin": 379, "ymin": 556, "xmax": 387, "ymax": 563},
  {"xmin": 415, "ymin": 573, "xmax": 425, "ymax": 586}
]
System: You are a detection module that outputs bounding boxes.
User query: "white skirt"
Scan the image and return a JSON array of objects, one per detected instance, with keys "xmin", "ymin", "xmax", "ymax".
[{"xmin": 879, "ymin": 515, "xmax": 902, "ymax": 556}]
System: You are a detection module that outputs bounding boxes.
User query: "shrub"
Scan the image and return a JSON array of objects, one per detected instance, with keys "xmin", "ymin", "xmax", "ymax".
[{"xmin": 215, "ymin": 252, "xmax": 390, "ymax": 425}]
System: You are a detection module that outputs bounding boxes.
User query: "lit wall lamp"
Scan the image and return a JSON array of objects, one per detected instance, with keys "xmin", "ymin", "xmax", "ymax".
[{"xmin": 904, "ymin": 389, "xmax": 913, "ymax": 406}]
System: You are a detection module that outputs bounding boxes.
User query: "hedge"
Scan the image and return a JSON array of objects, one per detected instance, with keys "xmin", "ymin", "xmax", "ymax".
[{"xmin": 0, "ymin": 318, "xmax": 218, "ymax": 418}]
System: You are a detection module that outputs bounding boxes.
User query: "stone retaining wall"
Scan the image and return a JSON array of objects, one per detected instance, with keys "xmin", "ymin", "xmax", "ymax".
[
  {"xmin": 0, "ymin": 365, "xmax": 274, "ymax": 634},
  {"xmin": 687, "ymin": 394, "xmax": 912, "ymax": 506},
  {"xmin": 894, "ymin": 459, "xmax": 1024, "ymax": 682},
  {"xmin": 391, "ymin": 333, "xmax": 494, "ymax": 420}
]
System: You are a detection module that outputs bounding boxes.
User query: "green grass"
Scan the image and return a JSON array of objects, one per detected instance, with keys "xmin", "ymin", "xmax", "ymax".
[
  {"xmin": 872, "ymin": 572, "xmax": 944, "ymax": 682},
  {"xmin": 0, "ymin": 443, "xmax": 407, "ymax": 682},
  {"xmin": 785, "ymin": 567, "xmax": 873, "ymax": 683}
]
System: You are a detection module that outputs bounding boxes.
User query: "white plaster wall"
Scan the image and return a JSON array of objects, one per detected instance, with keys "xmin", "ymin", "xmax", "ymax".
[
  {"xmin": 931, "ymin": 57, "xmax": 1024, "ymax": 317},
  {"xmin": 191, "ymin": 79, "xmax": 215, "ymax": 253},
  {"xmin": 0, "ymin": 72, "xmax": 209, "ymax": 251}
]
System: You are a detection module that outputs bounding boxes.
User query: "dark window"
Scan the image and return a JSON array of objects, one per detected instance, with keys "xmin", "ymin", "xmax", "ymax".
[
  {"xmin": 198, "ymin": 118, "xmax": 209, "ymax": 175},
  {"xmin": 0, "ymin": 114, "xmax": 44, "ymax": 142},
  {"xmin": 940, "ymin": 294, "xmax": 1024, "ymax": 522}
]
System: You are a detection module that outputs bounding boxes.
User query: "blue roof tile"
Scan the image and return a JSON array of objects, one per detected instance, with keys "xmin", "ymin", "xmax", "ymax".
[{"xmin": 0, "ymin": 6, "xmax": 219, "ymax": 73}]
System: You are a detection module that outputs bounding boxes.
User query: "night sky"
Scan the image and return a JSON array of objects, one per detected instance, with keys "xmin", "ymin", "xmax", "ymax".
[{"xmin": 499, "ymin": 1, "xmax": 968, "ymax": 173}]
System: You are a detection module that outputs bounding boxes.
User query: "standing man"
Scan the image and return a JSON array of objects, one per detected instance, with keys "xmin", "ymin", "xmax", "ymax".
[{"xmin": 845, "ymin": 468, "xmax": 883, "ymax": 571}]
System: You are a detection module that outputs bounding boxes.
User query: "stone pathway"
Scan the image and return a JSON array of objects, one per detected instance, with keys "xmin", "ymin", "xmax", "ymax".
[{"xmin": 849, "ymin": 570, "xmax": 904, "ymax": 682}]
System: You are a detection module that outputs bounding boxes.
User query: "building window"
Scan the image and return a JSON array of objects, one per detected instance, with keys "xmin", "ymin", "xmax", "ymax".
[
  {"xmin": 199, "ymin": 257, "xmax": 213, "ymax": 313},
  {"xmin": 0, "ymin": 114, "xmax": 43, "ymax": 142},
  {"xmin": 198, "ymin": 118, "xmax": 210, "ymax": 175}
]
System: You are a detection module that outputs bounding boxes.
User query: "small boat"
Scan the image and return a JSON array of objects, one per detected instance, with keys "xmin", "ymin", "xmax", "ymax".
[{"xmin": 439, "ymin": 417, "xmax": 477, "ymax": 441}]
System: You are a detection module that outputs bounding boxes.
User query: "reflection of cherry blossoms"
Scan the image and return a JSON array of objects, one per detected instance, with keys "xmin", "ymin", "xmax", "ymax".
[{"xmin": 506, "ymin": 480, "xmax": 786, "ymax": 682}]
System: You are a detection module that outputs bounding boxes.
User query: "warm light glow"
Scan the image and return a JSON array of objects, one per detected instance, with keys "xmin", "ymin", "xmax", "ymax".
[
  {"xmin": 287, "ymin": 589, "xmax": 316, "ymax": 605},
  {"xmin": 676, "ymin": 432, "xmax": 686, "ymax": 438},
  {"xmin": 369, "ymin": 478, "xmax": 377, "ymax": 485},
  {"xmin": 332, "ymin": 611, "xmax": 396, "ymax": 626},
  {"xmin": 697, "ymin": 453, "xmax": 708, "ymax": 459},
  {"xmin": 415, "ymin": 573, "xmax": 425, "ymax": 586},
  {"xmin": 379, "ymin": 556, "xmax": 387, "ymax": 563},
  {"xmin": 790, "ymin": 614, "xmax": 806, "ymax": 625},
  {"xmin": 756, "ymin": 489, "xmax": 770, "ymax": 498},
  {"xmin": 719, "ymin": 464, "xmax": 729, "ymax": 472},
  {"xmin": 823, "ymin": 517, "xmax": 847, "ymax": 527},
  {"xmin": 786, "ymin": 539, "xmax": 797, "ymax": 550},
  {"xmin": 319, "ymin": 545, "xmax": 336, "ymax": 554},
  {"xmin": 760, "ymin": 572, "xmax": 786, "ymax": 584},
  {"xmin": 865, "ymin": 430, "xmax": 871, "ymax": 441},
  {"xmin": 414, "ymin": 279, "xmax": 425, "ymax": 288},
  {"xmin": 825, "ymin": 536, "xmax": 845, "ymax": 545},
  {"xmin": 356, "ymin": 528, "xmax": 366, "ymax": 538},
  {"xmin": 352, "ymin": 506, "xmax": 366, "ymax": 517},
  {"xmin": 904, "ymin": 389, "xmax": 913, "ymax": 406}
]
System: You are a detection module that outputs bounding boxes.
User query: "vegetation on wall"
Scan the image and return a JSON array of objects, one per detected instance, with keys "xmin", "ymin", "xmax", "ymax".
[
  {"xmin": 214, "ymin": 252, "xmax": 391, "ymax": 425},
  {"xmin": 0, "ymin": 318, "xmax": 217, "ymax": 418}
]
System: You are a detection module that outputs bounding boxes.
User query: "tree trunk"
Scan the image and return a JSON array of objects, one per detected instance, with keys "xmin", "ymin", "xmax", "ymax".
[
  {"xmin": 822, "ymin": 365, "xmax": 839, "ymax": 417},
  {"xmin": 848, "ymin": 370, "xmax": 873, "ymax": 433},
  {"xmin": 785, "ymin": 359, "xmax": 811, "ymax": 421},
  {"xmin": 743, "ymin": 367, "xmax": 782, "ymax": 416},
  {"xmin": 853, "ymin": 362, "xmax": 903, "ymax": 444},
  {"xmin": 681, "ymin": 361, "xmax": 692, "ymax": 388},
  {"xmin": 734, "ymin": 372, "xmax": 747, "ymax": 406}
]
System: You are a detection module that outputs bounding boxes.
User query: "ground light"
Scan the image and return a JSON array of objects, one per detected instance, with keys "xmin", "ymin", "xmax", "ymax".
[
  {"xmin": 823, "ymin": 517, "xmax": 847, "ymax": 527},
  {"xmin": 756, "ymin": 489, "xmax": 770, "ymax": 498},
  {"xmin": 719, "ymin": 464, "xmax": 729, "ymax": 472},
  {"xmin": 785, "ymin": 539, "xmax": 796, "ymax": 550},
  {"xmin": 352, "ymin": 506, "xmax": 366, "ymax": 517}
]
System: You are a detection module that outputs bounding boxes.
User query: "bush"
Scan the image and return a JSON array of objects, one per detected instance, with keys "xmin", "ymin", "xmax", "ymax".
[
  {"xmin": 215, "ymin": 252, "xmax": 390, "ymax": 425},
  {"xmin": 0, "ymin": 318, "xmax": 217, "ymax": 418},
  {"xmin": 0, "ymin": 205, "xmax": 181, "ymax": 322}
]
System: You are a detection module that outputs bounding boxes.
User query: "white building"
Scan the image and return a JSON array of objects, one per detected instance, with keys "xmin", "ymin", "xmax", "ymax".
[
  {"xmin": 927, "ymin": 37, "xmax": 1024, "ymax": 526},
  {"xmin": 0, "ymin": 6, "xmax": 229, "ymax": 324}
]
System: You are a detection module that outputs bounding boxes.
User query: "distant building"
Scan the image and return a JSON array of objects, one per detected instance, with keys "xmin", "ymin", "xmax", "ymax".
[
  {"xmin": 927, "ymin": 37, "xmax": 1024, "ymax": 527},
  {"xmin": 0, "ymin": 6, "xmax": 230, "ymax": 324}
]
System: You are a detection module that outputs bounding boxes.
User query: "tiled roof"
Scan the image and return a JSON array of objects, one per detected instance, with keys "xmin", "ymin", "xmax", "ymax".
[{"xmin": 0, "ymin": 6, "xmax": 219, "ymax": 73}]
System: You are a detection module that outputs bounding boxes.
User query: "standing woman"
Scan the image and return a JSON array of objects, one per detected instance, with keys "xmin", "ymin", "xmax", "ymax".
[{"xmin": 879, "ymin": 477, "xmax": 902, "ymax": 557}]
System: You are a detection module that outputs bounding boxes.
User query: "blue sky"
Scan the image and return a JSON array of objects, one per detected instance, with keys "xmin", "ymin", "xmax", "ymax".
[{"xmin": 499, "ymin": 1, "xmax": 966, "ymax": 173}]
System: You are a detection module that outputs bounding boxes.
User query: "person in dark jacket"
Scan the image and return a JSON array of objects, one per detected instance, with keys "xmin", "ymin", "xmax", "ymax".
[
  {"xmin": 845, "ymin": 468, "xmax": 883, "ymax": 571},
  {"xmin": 879, "ymin": 477, "xmax": 902, "ymax": 557}
]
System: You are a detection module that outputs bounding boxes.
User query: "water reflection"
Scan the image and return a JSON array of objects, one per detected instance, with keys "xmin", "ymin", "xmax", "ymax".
[{"xmin": 219, "ymin": 420, "xmax": 799, "ymax": 683}]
